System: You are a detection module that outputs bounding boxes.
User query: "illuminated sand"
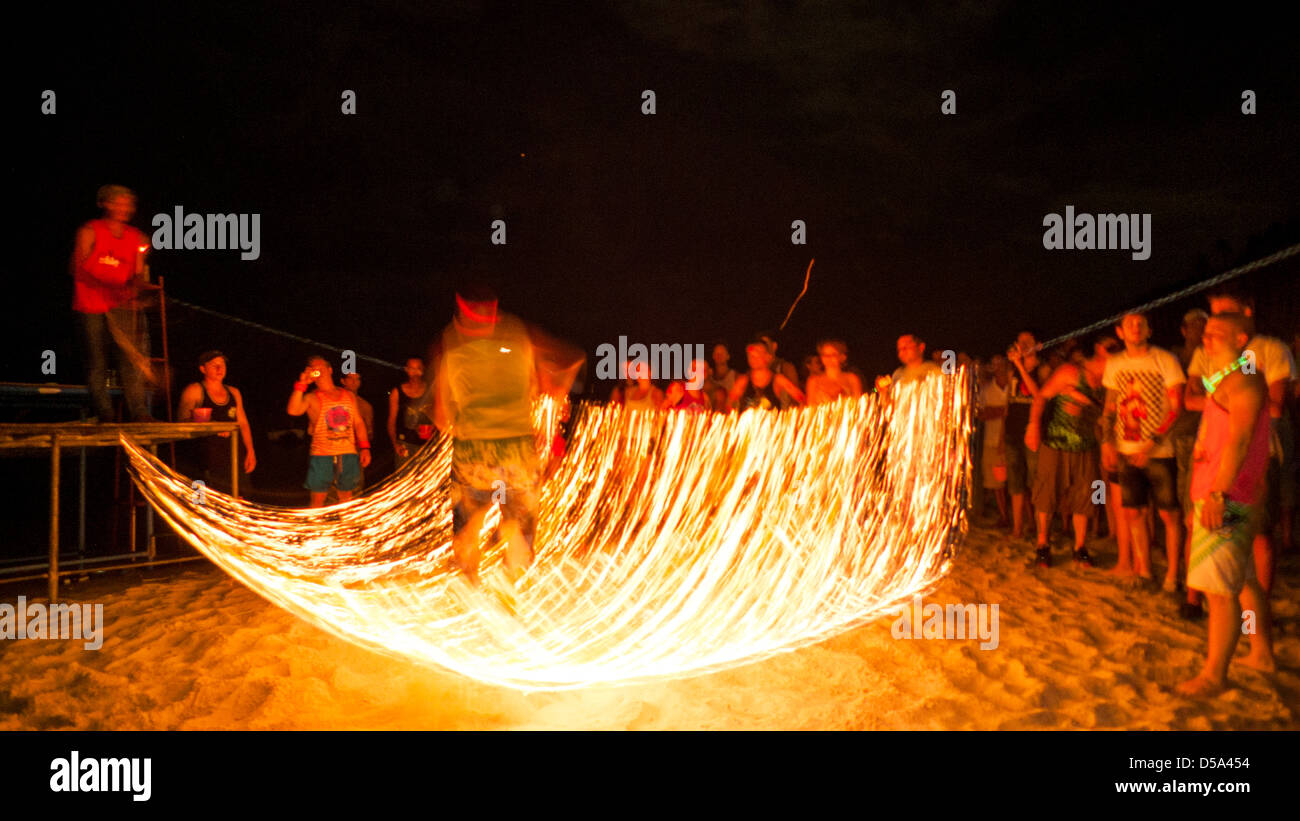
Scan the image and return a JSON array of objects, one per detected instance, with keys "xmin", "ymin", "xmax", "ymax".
[
  {"xmin": 1, "ymin": 526, "xmax": 1295, "ymax": 730},
  {"xmin": 115, "ymin": 380, "xmax": 970, "ymax": 690}
]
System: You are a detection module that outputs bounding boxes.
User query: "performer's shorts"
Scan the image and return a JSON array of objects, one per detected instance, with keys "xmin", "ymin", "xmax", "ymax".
[
  {"xmin": 305, "ymin": 453, "xmax": 361, "ymax": 493},
  {"xmin": 1118, "ymin": 455, "xmax": 1179, "ymax": 511},
  {"xmin": 1005, "ymin": 440, "xmax": 1037, "ymax": 495},
  {"xmin": 450, "ymin": 435, "xmax": 539, "ymax": 538},
  {"xmin": 1031, "ymin": 445, "xmax": 1099, "ymax": 518},
  {"xmin": 1187, "ymin": 499, "xmax": 1260, "ymax": 597}
]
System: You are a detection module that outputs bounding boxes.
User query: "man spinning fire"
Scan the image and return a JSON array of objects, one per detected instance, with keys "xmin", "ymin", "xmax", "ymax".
[{"xmin": 432, "ymin": 284, "xmax": 584, "ymax": 585}]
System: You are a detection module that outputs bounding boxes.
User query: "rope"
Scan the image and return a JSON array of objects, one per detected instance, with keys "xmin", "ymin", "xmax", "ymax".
[
  {"xmin": 165, "ymin": 296, "xmax": 405, "ymax": 370},
  {"xmin": 163, "ymin": 242, "xmax": 1300, "ymax": 370},
  {"xmin": 1036, "ymin": 243, "xmax": 1300, "ymax": 351},
  {"xmin": 779, "ymin": 259, "xmax": 814, "ymax": 331}
]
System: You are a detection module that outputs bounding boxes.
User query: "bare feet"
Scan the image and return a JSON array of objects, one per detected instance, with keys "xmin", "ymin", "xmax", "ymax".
[
  {"xmin": 1176, "ymin": 674, "xmax": 1226, "ymax": 697},
  {"xmin": 1109, "ymin": 564, "xmax": 1134, "ymax": 577},
  {"xmin": 1239, "ymin": 653, "xmax": 1276, "ymax": 674}
]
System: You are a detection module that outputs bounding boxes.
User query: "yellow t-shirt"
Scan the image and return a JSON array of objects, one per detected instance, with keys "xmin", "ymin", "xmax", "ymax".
[{"xmin": 439, "ymin": 312, "xmax": 536, "ymax": 440}]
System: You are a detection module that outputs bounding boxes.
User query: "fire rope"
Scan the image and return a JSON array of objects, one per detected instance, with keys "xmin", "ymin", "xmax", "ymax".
[{"xmin": 122, "ymin": 375, "xmax": 971, "ymax": 691}]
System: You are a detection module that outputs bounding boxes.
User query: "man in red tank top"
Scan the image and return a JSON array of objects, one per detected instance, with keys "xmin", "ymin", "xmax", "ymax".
[
  {"xmin": 71, "ymin": 185, "xmax": 152, "ymax": 421},
  {"xmin": 1177, "ymin": 314, "xmax": 1275, "ymax": 697}
]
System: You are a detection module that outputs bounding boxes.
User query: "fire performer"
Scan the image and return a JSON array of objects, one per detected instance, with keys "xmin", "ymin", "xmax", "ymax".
[
  {"xmin": 71, "ymin": 184, "xmax": 152, "ymax": 422},
  {"xmin": 431, "ymin": 284, "xmax": 584, "ymax": 584},
  {"xmin": 1177, "ymin": 313, "xmax": 1274, "ymax": 696}
]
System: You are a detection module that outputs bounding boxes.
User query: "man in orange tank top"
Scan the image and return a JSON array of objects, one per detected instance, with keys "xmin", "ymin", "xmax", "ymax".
[
  {"xmin": 287, "ymin": 355, "xmax": 371, "ymax": 508},
  {"xmin": 1176, "ymin": 314, "xmax": 1275, "ymax": 697},
  {"xmin": 71, "ymin": 185, "xmax": 152, "ymax": 421}
]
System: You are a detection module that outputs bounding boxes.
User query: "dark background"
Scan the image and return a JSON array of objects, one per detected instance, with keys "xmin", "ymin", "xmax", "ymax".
[{"xmin": 3, "ymin": 1, "xmax": 1298, "ymax": 549}]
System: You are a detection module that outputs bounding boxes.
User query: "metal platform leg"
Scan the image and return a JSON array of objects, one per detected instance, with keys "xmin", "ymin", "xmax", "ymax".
[{"xmin": 49, "ymin": 435, "xmax": 60, "ymax": 603}]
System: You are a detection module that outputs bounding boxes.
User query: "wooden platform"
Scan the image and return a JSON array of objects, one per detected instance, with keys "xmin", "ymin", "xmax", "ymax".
[
  {"xmin": 0, "ymin": 421, "xmax": 240, "ymax": 602},
  {"xmin": 0, "ymin": 421, "xmax": 238, "ymax": 452}
]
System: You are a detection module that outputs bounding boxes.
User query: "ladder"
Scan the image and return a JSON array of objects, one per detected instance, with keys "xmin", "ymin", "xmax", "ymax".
[{"xmin": 112, "ymin": 270, "xmax": 175, "ymax": 555}]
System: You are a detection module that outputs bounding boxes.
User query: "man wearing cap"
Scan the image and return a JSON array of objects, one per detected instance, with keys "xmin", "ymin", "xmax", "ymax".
[
  {"xmin": 431, "ymin": 284, "xmax": 585, "ymax": 585},
  {"xmin": 177, "ymin": 350, "xmax": 257, "ymax": 494}
]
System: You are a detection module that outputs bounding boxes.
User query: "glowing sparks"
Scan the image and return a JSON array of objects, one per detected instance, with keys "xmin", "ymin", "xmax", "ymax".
[{"xmin": 122, "ymin": 374, "xmax": 972, "ymax": 691}]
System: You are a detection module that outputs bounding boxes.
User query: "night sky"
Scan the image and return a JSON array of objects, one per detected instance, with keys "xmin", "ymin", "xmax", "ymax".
[{"xmin": 8, "ymin": 1, "xmax": 1299, "ymax": 415}]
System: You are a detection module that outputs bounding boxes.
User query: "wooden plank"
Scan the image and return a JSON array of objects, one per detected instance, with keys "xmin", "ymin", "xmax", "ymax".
[{"xmin": 0, "ymin": 422, "xmax": 239, "ymax": 451}]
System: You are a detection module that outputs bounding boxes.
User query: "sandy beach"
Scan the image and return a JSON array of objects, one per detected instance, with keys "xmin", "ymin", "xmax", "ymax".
[{"xmin": 2, "ymin": 522, "xmax": 1295, "ymax": 731}]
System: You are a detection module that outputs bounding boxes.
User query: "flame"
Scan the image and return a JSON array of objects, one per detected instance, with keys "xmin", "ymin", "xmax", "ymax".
[{"xmin": 122, "ymin": 373, "xmax": 972, "ymax": 691}]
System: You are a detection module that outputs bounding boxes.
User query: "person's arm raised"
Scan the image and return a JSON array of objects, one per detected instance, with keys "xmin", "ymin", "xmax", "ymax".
[{"xmin": 527, "ymin": 322, "xmax": 586, "ymax": 398}]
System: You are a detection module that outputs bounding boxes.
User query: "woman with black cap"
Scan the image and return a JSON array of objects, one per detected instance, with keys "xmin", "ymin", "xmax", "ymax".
[{"xmin": 177, "ymin": 350, "xmax": 257, "ymax": 494}]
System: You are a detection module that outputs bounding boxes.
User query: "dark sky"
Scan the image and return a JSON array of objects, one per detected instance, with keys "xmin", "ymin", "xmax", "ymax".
[{"xmin": 8, "ymin": 1, "xmax": 1299, "ymax": 405}]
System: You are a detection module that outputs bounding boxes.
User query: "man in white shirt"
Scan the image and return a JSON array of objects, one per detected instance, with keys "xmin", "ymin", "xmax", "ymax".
[{"xmin": 1101, "ymin": 312, "xmax": 1186, "ymax": 588}]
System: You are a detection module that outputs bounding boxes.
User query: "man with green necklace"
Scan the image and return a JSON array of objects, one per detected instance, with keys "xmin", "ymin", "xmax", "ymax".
[
  {"xmin": 1177, "ymin": 313, "xmax": 1274, "ymax": 697},
  {"xmin": 1185, "ymin": 289, "xmax": 1296, "ymax": 599}
]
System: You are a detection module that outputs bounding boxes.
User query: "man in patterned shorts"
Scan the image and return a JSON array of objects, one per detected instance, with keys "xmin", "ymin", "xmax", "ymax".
[
  {"xmin": 432, "ymin": 284, "xmax": 584, "ymax": 584},
  {"xmin": 1177, "ymin": 313, "xmax": 1275, "ymax": 696}
]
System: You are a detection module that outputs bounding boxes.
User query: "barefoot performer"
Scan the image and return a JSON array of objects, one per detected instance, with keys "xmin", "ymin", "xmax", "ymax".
[
  {"xmin": 432, "ymin": 284, "xmax": 584, "ymax": 585},
  {"xmin": 1177, "ymin": 313, "xmax": 1275, "ymax": 696}
]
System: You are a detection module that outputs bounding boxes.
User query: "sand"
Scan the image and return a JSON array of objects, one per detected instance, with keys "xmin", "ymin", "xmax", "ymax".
[{"xmin": 1, "ymin": 524, "xmax": 1296, "ymax": 730}]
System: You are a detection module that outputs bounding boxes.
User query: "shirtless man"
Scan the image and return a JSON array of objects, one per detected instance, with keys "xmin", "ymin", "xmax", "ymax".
[
  {"xmin": 806, "ymin": 339, "xmax": 863, "ymax": 405},
  {"xmin": 1176, "ymin": 313, "xmax": 1274, "ymax": 696},
  {"xmin": 287, "ymin": 355, "xmax": 371, "ymax": 507}
]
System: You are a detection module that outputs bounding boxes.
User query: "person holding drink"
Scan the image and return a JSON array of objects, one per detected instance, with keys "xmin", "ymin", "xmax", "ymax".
[
  {"xmin": 177, "ymin": 350, "xmax": 256, "ymax": 494},
  {"xmin": 287, "ymin": 355, "xmax": 371, "ymax": 507}
]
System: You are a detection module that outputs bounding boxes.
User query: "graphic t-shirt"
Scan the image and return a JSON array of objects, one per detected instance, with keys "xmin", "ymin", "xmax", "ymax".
[
  {"xmin": 71, "ymin": 219, "xmax": 149, "ymax": 313},
  {"xmin": 1101, "ymin": 346, "xmax": 1185, "ymax": 458},
  {"xmin": 311, "ymin": 389, "xmax": 360, "ymax": 456}
]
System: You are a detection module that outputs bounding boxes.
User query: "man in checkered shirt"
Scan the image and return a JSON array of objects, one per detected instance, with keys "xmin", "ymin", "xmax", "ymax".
[{"xmin": 1101, "ymin": 312, "xmax": 1187, "ymax": 589}]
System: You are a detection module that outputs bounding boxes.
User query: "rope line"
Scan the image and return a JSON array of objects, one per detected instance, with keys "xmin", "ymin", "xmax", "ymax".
[
  {"xmin": 165, "ymin": 296, "xmax": 405, "ymax": 370},
  {"xmin": 1037, "ymin": 243, "xmax": 1300, "ymax": 351},
  {"xmin": 164, "ymin": 242, "xmax": 1299, "ymax": 370}
]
